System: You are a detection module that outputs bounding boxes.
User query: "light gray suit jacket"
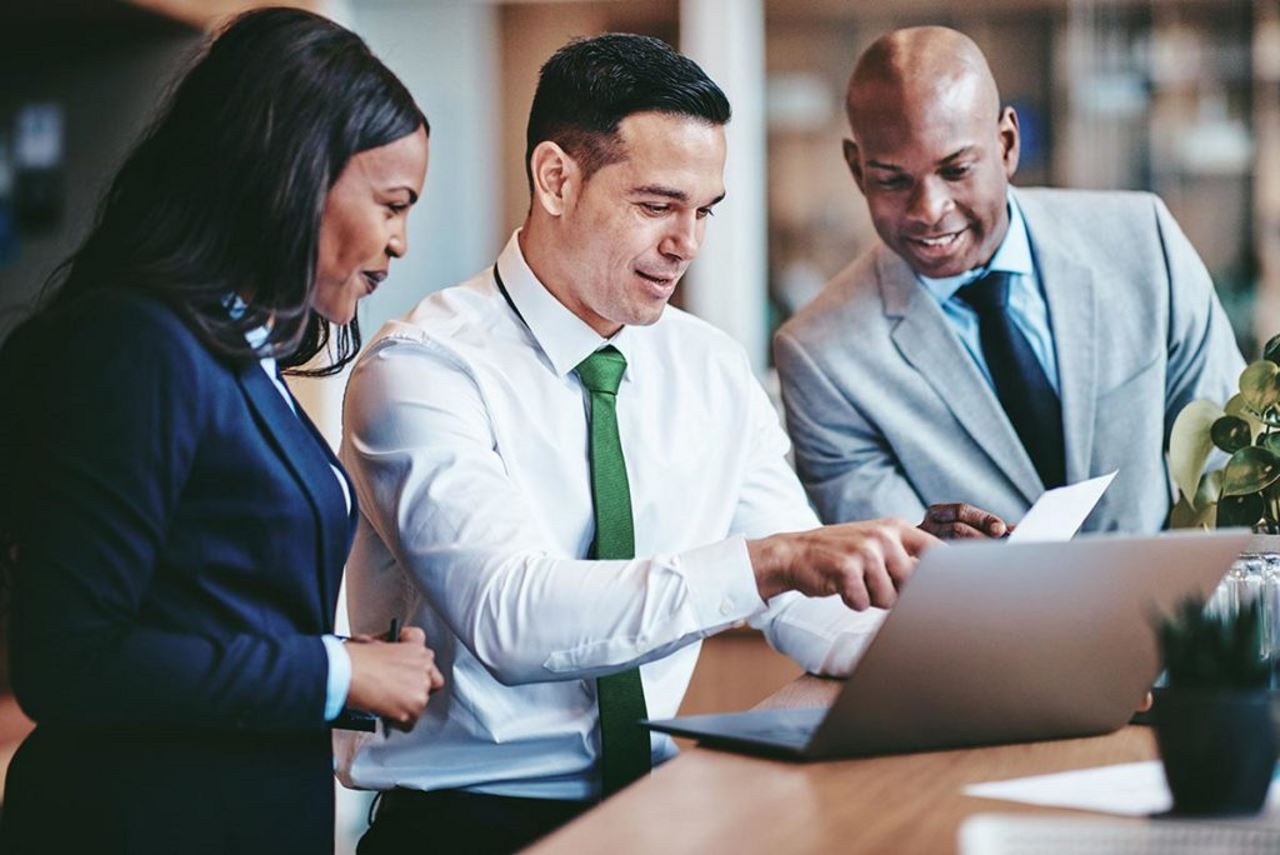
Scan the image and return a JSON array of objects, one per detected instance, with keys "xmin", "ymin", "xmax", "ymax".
[{"xmin": 774, "ymin": 187, "xmax": 1245, "ymax": 534}]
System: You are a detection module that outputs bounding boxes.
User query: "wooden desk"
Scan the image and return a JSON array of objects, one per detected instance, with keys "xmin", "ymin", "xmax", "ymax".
[{"xmin": 529, "ymin": 676, "xmax": 1155, "ymax": 854}]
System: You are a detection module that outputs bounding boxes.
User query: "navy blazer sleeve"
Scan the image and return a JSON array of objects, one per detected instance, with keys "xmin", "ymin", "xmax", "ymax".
[{"xmin": 4, "ymin": 291, "xmax": 331, "ymax": 733}]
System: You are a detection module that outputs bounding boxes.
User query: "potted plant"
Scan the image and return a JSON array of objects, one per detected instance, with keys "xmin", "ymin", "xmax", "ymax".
[
  {"xmin": 1169, "ymin": 333, "xmax": 1280, "ymax": 532},
  {"xmin": 1153, "ymin": 597, "xmax": 1278, "ymax": 815}
]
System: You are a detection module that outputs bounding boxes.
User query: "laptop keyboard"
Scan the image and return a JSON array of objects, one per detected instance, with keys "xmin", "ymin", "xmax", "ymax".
[{"xmin": 960, "ymin": 813, "xmax": 1280, "ymax": 854}]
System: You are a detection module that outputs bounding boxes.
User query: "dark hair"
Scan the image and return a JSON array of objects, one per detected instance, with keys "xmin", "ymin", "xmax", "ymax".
[
  {"xmin": 42, "ymin": 7, "xmax": 427, "ymax": 375},
  {"xmin": 524, "ymin": 33, "xmax": 730, "ymax": 191}
]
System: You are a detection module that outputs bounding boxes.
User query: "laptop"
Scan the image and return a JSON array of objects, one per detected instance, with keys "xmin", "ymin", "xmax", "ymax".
[{"xmin": 642, "ymin": 530, "xmax": 1251, "ymax": 760}]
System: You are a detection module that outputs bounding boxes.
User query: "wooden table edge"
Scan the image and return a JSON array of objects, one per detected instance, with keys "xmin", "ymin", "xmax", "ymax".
[{"xmin": 526, "ymin": 675, "xmax": 1158, "ymax": 854}]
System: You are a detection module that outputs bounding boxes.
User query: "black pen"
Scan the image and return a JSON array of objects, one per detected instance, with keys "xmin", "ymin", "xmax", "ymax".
[{"xmin": 380, "ymin": 617, "xmax": 405, "ymax": 732}]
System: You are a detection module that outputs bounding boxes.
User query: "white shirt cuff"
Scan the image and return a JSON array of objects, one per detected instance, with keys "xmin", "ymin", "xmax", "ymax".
[{"xmin": 679, "ymin": 535, "xmax": 766, "ymax": 628}]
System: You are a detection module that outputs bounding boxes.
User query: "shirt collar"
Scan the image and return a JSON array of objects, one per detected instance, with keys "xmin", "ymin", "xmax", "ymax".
[
  {"xmin": 224, "ymin": 292, "xmax": 278, "ymax": 377},
  {"xmin": 495, "ymin": 229, "xmax": 636, "ymax": 383},
  {"xmin": 224, "ymin": 292, "xmax": 272, "ymax": 350},
  {"xmin": 916, "ymin": 189, "xmax": 1034, "ymax": 303}
]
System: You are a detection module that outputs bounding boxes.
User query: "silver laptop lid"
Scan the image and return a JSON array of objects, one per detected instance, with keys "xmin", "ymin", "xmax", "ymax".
[{"xmin": 807, "ymin": 530, "xmax": 1252, "ymax": 757}]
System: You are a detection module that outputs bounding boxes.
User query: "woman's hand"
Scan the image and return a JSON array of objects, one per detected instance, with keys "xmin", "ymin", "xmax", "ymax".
[{"xmin": 344, "ymin": 626, "xmax": 445, "ymax": 731}]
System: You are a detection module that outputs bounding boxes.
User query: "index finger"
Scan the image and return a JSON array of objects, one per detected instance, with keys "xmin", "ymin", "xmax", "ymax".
[
  {"xmin": 924, "ymin": 503, "xmax": 965, "ymax": 523},
  {"xmin": 879, "ymin": 532, "xmax": 916, "ymax": 588},
  {"xmin": 898, "ymin": 523, "xmax": 940, "ymax": 556},
  {"xmin": 934, "ymin": 503, "xmax": 1007, "ymax": 537}
]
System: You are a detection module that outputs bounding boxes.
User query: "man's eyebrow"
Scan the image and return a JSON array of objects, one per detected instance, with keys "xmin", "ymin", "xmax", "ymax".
[
  {"xmin": 866, "ymin": 146, "xmax": 978, "ymax": 173},
  {"xmin": 632, "ymin": 184, "xmax": 688, "ymax": 201},
  {"xmin": 938, "ymin": 146, "xmax": 977, "ymax": 164},
  {"xmin": 632, "ymin": 185, "xmax": 726, "ymax": 207}
]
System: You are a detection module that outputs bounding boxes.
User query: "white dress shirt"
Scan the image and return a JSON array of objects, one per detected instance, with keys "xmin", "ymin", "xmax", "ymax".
[{"xmin": 336, "ymin": 232, "xmax": 883, "ymax": 800}]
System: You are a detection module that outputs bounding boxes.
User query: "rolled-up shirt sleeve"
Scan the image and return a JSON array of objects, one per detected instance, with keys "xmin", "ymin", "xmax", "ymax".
[{"xmin": 341, "ymin": 331, "xmax": 769, "ymax": 687}]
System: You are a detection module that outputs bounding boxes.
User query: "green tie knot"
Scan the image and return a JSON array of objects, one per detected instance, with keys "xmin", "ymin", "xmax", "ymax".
[{"xmin": 575, "ymin": 346, "xmax": 626, "ymax": 395}]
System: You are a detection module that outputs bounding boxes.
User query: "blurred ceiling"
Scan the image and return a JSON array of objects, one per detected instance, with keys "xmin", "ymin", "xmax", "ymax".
[
  {"xmin": 126, "ymin": 0, "xmax": 322, "ymax": 29},
  {"xmin": 2, "ymin": 0, "xmax": 321, "ymax": 31},
  {"xmin": 3, "ymin": 0, "xmax": 183, "ymax": 27},
  {"xmin": 765, "ymin": 0, "xmax": 1243, "ymax": 21}
]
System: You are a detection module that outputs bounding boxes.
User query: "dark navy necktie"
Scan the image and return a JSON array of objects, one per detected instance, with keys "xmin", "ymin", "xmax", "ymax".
[{"xmin": 956, "ymin": 271, "xmax": 1065, "ymax": 489}]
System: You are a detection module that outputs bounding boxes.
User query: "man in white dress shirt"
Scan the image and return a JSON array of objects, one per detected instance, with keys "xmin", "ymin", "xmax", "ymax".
[{"xmin": 338, "ymin": 34, "xmax": 980, "ymax": 854}]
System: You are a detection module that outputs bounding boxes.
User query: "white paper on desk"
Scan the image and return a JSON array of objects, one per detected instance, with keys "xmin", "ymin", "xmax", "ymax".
[
  {"xmin": 1007, "ymin": 470, "xmax": 1118, "ymax": 544},
  {"xmin": 964, "ymin": 760, "xmax": 1280, "ymax": 817}
]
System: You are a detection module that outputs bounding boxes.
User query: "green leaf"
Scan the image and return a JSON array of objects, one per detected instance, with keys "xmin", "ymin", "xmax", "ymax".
[
  {"xmin": 1195, "ymin": 469, "xmax": 1224, "ymax": 507},
  {"xmin": 1169, "ymin": 494, "xmax": 1216, "ymax": 529},
  {"xmin": 1222, "ymin": 446, "xmax": 1280, "ymax": 496},
  {"xmin": 1211, "ymin": 415, "xmax": 1252, "ymax": 453},
  {"xmin": 1169, "ymin": 400, "xmax": 1225, "ymax": 507},
  {"xmin": 1218, "ymin": 493, "xmax": 1265, "ymax": 527},
  {"xmin": 1238, "ymin": 360, "xmax": 1280, "ymax": 413},
  {"xmin": 1260, "ymin": 432, "xmax": 1280, "ymax": 456},
  {"xmin": 1225, "ymin": 393, "xmax": 1266, "ymax": 441},
  {"xmin": 1264, "ymin": 333, "xmax": 1280, "ymax": 366},
  {"xmin": 1158, "ymin": 597, "xmax": 1270, "ymax": 689}
]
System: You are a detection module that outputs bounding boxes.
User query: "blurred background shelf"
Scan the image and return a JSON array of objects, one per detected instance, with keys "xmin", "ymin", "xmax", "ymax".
[
  {"xmin": 1, "ymin": 0, "xmax": 1272, "ymax": 354},
  {"xmin": 764, "ymin": 0, "xmax": 1270, "ymax": 356}
]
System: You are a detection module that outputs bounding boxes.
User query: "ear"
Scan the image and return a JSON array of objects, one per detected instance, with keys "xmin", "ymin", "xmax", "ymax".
[
  {"xmin": 842, "ymin": 138, "xmax": 866, "ymax": 194},
  {"xmin": 997, "ymin": 106, "xmax": 1021, "ymax": 179},
  {"xmin": 530, "ymin": 140, "xmax": 578, "ymax": 217}
]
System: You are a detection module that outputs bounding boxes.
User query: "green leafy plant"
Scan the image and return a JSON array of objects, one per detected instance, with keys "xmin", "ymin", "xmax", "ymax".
[
  {"xmin": 1169, "ymin": 333, "xmax": 1280, "ymax": 531},
  {"xmin": 1158, "ymin": 598, "xmax": 1271, "ymax": 689}
]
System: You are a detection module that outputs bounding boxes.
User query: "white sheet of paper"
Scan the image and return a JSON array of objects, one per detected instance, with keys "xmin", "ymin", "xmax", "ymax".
[
  {"xmin": 964, "ymin": 760, "xmax": 1280, "ymax": 818},
  {"xmin": 1007, "ymin": 470, "xmax": 1118, "ymax": 544}
]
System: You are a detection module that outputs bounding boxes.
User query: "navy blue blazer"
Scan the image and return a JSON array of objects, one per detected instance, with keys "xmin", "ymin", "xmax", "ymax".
[{"xmin": 0, "ymin": 289, "xmax": 355, "ymax": 854}]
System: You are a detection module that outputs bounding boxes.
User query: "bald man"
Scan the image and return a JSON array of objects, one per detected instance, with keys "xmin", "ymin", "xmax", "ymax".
[{"xmin": 775, "ymin": 26, "xmax": 1244, "ymax": 535}]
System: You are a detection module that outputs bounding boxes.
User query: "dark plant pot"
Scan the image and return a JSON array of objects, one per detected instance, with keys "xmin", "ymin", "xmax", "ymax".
[{"xmin": 1153, "ymin": 689, "xmax": 1278, "ymax": 816}]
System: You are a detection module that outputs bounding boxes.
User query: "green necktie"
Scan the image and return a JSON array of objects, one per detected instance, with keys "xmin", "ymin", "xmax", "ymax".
[{"xmin": 575, "ymin": 346, "xmax": 651, "ymax": 796}]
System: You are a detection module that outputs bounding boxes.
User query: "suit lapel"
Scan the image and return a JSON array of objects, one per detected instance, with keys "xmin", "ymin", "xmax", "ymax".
[
  {"xmin": 292, "ymin": 393, "xmax": 358, "ymax": 612},
  {"xmin": 1016, "ymin": 190, "xmax": 1098, "ymax": 487},
  {"xmin": 879, "ymin": 246, "xmax": 1043, "ymax": 504},
  {"xmin": 236, "ymin": 362, "xmax": 348, "ymax": 622}
]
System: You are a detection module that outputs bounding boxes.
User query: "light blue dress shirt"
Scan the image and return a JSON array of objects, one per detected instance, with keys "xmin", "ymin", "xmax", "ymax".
[{"xmin": 916, "ymin": 191, "xmax": 1060, "ymax": 394}]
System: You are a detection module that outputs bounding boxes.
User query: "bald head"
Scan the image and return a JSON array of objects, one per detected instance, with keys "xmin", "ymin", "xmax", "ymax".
[
  {"xmin": 847, "ymin": 27, "xmax": 1000, "ymax": 139},
  {"xmin": 840, "ymin": 27, "xmax": 1020, "ymax": 278}
]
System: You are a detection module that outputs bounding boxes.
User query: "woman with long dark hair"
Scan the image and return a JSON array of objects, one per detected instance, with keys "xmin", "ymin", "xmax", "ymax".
[{"xmin": 0, "ymin": 9, "xmax": 441, "ymax": 853}]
